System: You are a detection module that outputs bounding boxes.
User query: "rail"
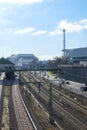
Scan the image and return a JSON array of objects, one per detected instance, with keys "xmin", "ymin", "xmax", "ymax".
[{"xmin": 18, "ymin": 85, "xmax": 38, "ymax": 130}]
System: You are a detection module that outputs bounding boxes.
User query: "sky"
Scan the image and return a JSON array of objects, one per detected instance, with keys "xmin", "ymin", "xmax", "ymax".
[{"xmin": 0, "ymin": 0, "xmax": 87, "ymax": 60}]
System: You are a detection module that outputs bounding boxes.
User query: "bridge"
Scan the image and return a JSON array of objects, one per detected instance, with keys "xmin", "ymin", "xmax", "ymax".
[
  {"xmin": 0, "ymin": 67, "xmax": 59, "ymax": 72},
  {"xmin": 1, "ymin": 57, "xmax": 87, "ymax": 83}
]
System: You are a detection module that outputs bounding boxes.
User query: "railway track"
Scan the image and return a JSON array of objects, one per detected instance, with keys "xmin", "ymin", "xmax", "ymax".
[
  {"xmin": 9, "ymin": 85, "xmax": 18, "ymax": 130},
  {"xmin": 12, "ymin": 80, "xmax": 37, "ymax": 130},
  {"xmin": 21, "ymin": 72, "xmax": 87, "ymax": 130},
  {"xmin": 23, "ymin": 72, "xmax": 87, "ymax": 112},
  {"xmin": 43, "ymin": 91, "xmax": 87, "ymax": 130},
  {"xmin": 38, "ymin": 87, "xmax": 87, "ymax": 130},
  {"xmin": 29, "ymin": 72, "xmax": 87, "ymax": 113},
  {"xmin": 40, "ymin": 86, "xmax": 87, "ymax": 126},
  {"xmin": 0, "ymin": 73, "xmax": 39, "ymax": 130}
]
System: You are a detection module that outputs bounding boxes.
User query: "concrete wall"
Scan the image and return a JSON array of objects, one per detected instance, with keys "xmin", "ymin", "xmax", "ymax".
[{"xmin": 59, "ymin": 66, "xmax": 87, "ymax": 83}]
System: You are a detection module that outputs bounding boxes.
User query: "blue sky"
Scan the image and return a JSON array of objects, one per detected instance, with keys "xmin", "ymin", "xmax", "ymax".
[{"xmin": 0, "ymin": 0, "xmax": 87, "ymax": 60}]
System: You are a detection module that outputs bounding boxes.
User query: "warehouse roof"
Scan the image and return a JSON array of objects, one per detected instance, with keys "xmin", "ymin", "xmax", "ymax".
[
  {"xmin": 64, "ymin": 47, "xmax": 87, "ymax": 58},
  {"xmin": 0, "ymin": 57, "xmax": 14, "ymax": 65}
]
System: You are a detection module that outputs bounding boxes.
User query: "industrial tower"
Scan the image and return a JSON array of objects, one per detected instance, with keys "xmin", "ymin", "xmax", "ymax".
[{"xmin": 63, "ymin": 29, "xmax": 66, "ymax": 57}]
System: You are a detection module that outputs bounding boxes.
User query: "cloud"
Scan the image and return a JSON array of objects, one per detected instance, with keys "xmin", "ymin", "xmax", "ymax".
[
  {"xmin": 0, "ymin": 0, "xmax": 44, "ymax": 4},
  {"xmin": 49, "ymin": 30, "xmax": 62, "ymax": 35},
  {"xmin": 33, "ymin": 30, "xmax": 47, "ymax": 35},
  {"xmin": 79, "ymin": 19, "xmax": 87, "ymax": 24},
  {"xmin": 49, "ymin": 19, "xmax": 87, "ymax": 35},
  {"xmin": 15, "ymin": 28, "xmax": 47, "ymax": 35},
  {"xmin": 59, "ymin": 20, "xmax": 83, "ymax": 32},
  {"xmin": 15, "ymin": 19, "xmax": 87, "ymax": 36},
  {"xmin": 15, "ymin": 27, "xmax": 35, "ymax": 34}
]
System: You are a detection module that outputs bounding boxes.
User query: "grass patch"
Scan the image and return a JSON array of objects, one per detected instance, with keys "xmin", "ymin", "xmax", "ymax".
[
  {"xmin": 48, "ymin": 72, "xmax": 56, "ymax": 77},
  {"xmin": 2, "ymin": 86, "xmax": 10, "ymax": 130}
]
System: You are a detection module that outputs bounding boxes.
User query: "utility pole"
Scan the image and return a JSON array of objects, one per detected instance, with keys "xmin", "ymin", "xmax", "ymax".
[{"xmin": 48, "ymin": 83, "xmax": 54, "ymax": 125}]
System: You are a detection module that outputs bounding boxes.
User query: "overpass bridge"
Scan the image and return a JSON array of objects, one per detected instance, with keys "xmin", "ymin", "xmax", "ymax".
[
  {"xmin": 0, "ymin": 56, "xmax": 87, "ymax": 83},
  {"xmin": 0, "ymin": 68, "xmax": 59, "ymax": 73},
  {"xmin": 0, "ymin": 67, "xmax": 59, "ymax": 80}
]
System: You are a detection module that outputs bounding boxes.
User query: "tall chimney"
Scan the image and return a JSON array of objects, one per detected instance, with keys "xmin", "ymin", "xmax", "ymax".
[{"xmin": 63, "ymin": 29, "xmax": 66, "ymax": 57}]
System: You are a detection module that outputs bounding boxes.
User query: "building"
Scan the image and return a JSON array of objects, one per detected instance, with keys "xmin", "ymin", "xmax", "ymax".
[
  {"xmin": 7, "ymin": 54, "xmax": 39, "ymax": 68},
  {"xmin": 63, "ymin": 47, "xmax": 87, "ymax": 63},
  {"xmin": 37, "ymin": 60, "xmax": 50, "ymax": 69},
  {"xmin": 0, "ymin": 57, "xmax": 14, "ymax": 70},
  {"xmin": 0, "ymin": 57, "xmax": 15, "ymax": 80}
]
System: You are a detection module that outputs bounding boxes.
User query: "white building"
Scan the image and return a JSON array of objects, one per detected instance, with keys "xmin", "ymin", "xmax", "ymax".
[
  {"xmin": 63, "ymin": 47, "xmax": 87, "ymax": 63},
  {"xmin": 7, "ymin": 54, "xmax": 39, "ymax": 68}
]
